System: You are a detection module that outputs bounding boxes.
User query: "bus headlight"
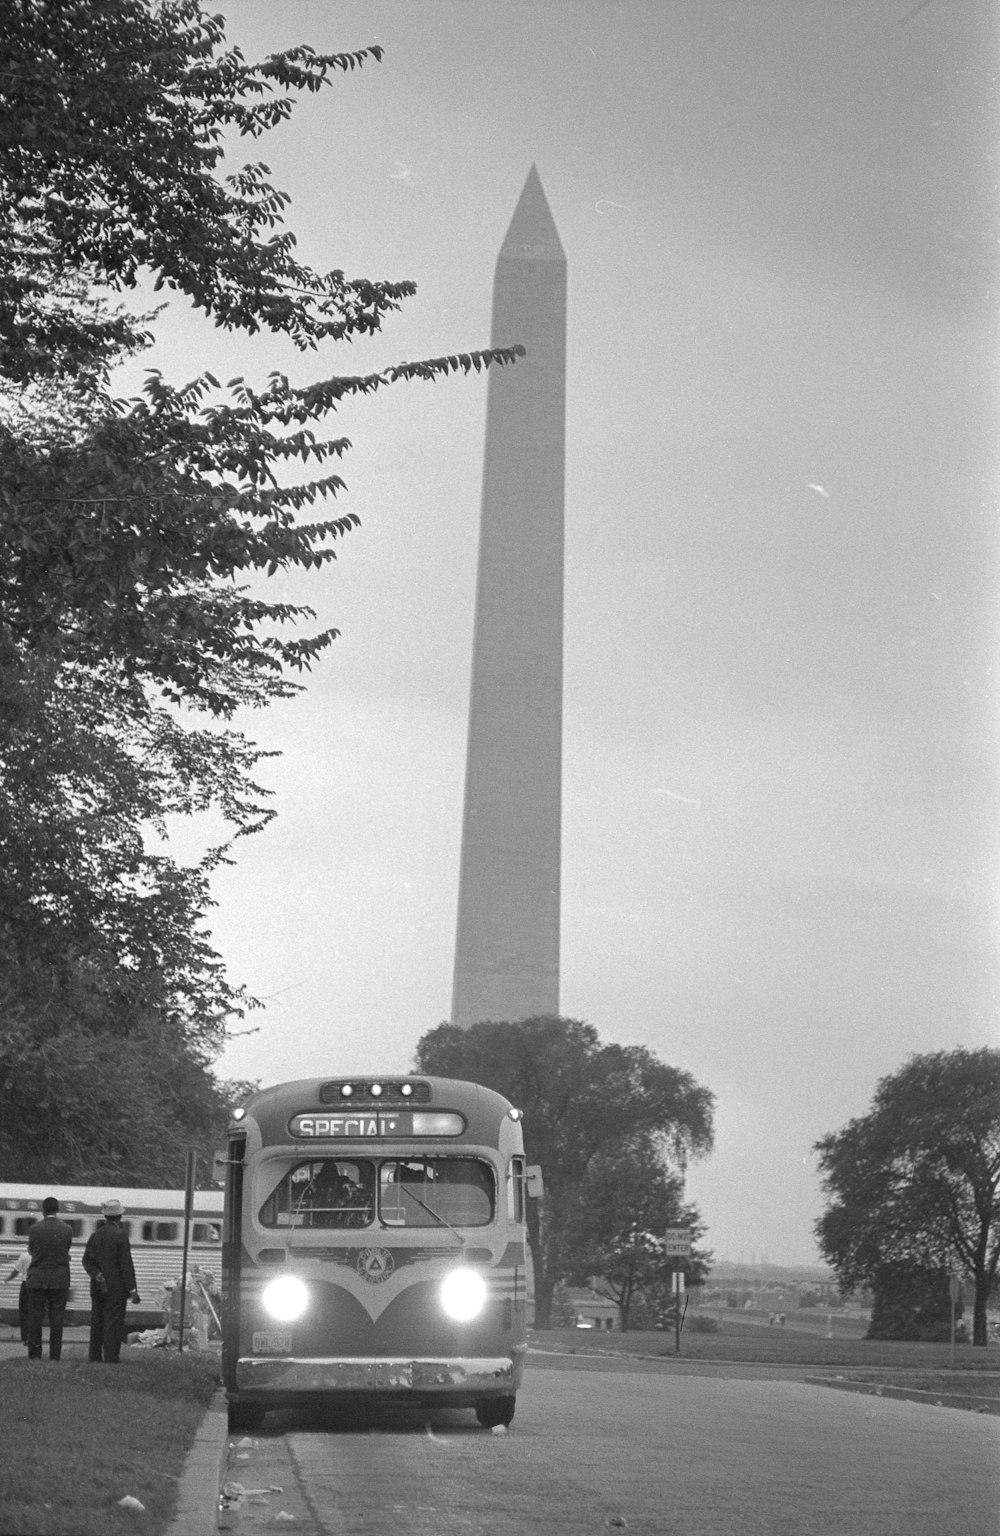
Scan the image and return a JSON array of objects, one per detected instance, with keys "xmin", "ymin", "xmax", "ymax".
[
  {"xmin": 261, "ymin": 1275, "xmax": 309, "ymax": 1322},
  {"xmin": 440, "ymin": 1267, "xmax": 487, "ymax": 1321}
]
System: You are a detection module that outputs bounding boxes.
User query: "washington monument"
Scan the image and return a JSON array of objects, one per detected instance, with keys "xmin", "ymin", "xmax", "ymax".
[{"xmin": 451, "ymin": 167, "xmax": 566, "ymax": 1027}]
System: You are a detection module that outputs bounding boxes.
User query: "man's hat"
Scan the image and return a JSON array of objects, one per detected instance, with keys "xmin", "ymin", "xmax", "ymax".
[{"xmin": 102, "ymin": 1199, "xmax": 124, "ymax": 1216}]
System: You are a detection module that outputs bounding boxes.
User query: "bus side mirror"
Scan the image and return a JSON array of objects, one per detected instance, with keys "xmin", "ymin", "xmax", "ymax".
[
  {"xmin": 211, "ymin": 1151, "xmax": 228, "ymax": 1183},
  {"xmin": 525, "ymin": 1165, "xmax": 544, "ymax": 1199}
]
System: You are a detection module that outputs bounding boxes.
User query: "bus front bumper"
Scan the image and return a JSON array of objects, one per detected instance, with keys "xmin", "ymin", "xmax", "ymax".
[{"xmin": 234, "ymin": 1355, "xmax": 517, "ymax": 1396}]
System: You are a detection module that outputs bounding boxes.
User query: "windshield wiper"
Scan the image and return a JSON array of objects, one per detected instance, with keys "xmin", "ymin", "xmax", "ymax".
[{"xmin": 396, "ymin": 1185, "xmax": 464, "ymax": 1246}]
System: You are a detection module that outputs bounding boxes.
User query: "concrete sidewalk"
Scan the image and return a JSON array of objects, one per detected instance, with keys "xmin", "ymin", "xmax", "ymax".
[{"xmin": 807, "ymin": 1373, "xmax": 1000, "ymax": 1414}]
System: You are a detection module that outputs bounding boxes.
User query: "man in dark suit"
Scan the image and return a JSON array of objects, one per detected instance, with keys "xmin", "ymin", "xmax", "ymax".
[
  {"xmin": 25, "ymin": 1196, "xmax": 74, "ymax": 1360},
  {"xmin": 82, "ymin": 1199, "xmax": 140, "ymax": 1363},
  {"xmin": 82, "ymin": 1217, "xmax": 106, "ymax": 1361}
]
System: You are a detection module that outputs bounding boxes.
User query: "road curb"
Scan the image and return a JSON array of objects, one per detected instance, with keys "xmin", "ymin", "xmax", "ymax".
[
  {"xmin": 805, "ymin": 1376, "xmax": 1000, "ymax": 1414},
  {"xmin": 165, "ymin": 1388, "xmax": 229, "ymax": 1536}
]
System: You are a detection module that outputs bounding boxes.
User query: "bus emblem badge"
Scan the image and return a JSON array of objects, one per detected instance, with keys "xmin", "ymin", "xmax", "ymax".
[{"xmin": 357, "ymin": 1247, "xmax": 394, "ymax": 1284}]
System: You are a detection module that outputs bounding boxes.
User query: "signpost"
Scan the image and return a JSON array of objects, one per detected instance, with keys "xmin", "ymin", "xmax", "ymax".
[
  {"xmin": 177, "ymin": 1148, "xmax": 197, "ymax": 1354},
  {"xmin": 665, "ymin": 1228, "xmax": 691, "ymax": 1355},
  {"xmin": 949, "ymin": 1272, "xmax": 961, "ymax": 1369}
]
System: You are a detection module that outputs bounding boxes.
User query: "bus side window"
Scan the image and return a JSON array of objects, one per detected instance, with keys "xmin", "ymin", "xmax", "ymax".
[
  {"xmin": 508, "ymin": 1157, "xmax": 525, "ymax": 1223},
  {"xmin": 13, "ymin": 1214, "xmax": 86, "ymax": 1237},
  {"xmin": 192, "ymin": 1223, "xmax": 221, "ymax": 1244},
  {"xmin": 142, "ymin": 1221, "xmax": 179, "ymax": 1242}
]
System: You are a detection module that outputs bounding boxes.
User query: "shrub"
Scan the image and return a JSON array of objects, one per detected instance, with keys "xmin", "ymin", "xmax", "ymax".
[{"xmin": 865, "ymin": 1261, "xmax": 962, "ymax": 1342}]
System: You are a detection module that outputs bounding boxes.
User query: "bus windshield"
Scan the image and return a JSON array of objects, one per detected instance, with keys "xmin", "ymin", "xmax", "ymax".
[
  {"xmin": 259, "ymin": 1160, "xmax": 375, "ymax": 1229},
  {"xmin": 258, "ymin": 1157, "xmax": 495, "ymax": 1230},
  {"xmin": 380, "ymin": 1159, "xmax": 494, "ymax": 1228}
]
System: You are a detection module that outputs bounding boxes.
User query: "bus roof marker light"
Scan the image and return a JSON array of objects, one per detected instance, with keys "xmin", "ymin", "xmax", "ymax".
[
  {"xmin": 508, "ymin": 1108, "xmax": 522, "ymax": 1122},
  {"xmin": 370, "ymin": 1083, "xmax": 383, "ymax": 1097},
  {"xmin": 400, "ymin": 1083, "xmax": 413, "ymax": 1097},
  {"xmin": 232, "ymin": 1107, "xmax": 246, "ymax": 1121},
  {"xmin": 340, "ymin": 1084, "xmax": 353, "ymax": 1097}
]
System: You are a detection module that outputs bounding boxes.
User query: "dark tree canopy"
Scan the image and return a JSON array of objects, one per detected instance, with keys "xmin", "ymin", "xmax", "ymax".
[
  {"xmin": 864, "ymin": 1261, "xmax": 966, "ymax": 1345},
  {"xmin": 414, "ymin": 1017, "xmax": 714, "ymax": 1328},
  {"xmin": 0, "ymin": 0, "xmax": 521, "ymax": 1183},
  {"xmin": 814, "ymin": 1048, "xmax": 1000, "ymax": 1346},
  {"xmin": 1, "ymin": 1014, "xmax": 254, "ymax": 1188}
]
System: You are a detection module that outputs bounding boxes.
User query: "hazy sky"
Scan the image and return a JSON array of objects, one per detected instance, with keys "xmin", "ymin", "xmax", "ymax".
[{"xmin": 131, "ymin": 0, "xmax": 998, "ymax": 1266}]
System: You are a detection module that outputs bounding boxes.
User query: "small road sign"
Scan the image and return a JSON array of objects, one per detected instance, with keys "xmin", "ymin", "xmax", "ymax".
[{"xmin": 665, "ymin": 1227, "xmax": 691, "ymax": 1257}]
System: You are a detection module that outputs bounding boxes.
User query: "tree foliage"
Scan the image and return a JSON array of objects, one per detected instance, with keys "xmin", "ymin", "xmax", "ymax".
[
  {"xmin": 0, "ymin": 0, "xmax": 522, "ymax": 1181},
  {"xmin": 1, "ymin": 344, "xmax": 522, "ymax": 715},
  {"xmin": 563, "ymin": 1136, "xmax": 710, "ymax": 1330},
  {"xmin": 414, "ymin": 1017, "xmax": 714, "ymax": 1328},
  {"xmin": 0, "ymin": 0, "xmax": 521, "ymax": 711},
  {"xmin": 0, "ymin": 1014, "xmax": 254, "ymax": 1188},
  {"xmin": 0, "ymin": 0, "xmax": 409, "ymax": 381},
  {"xmin": 0, "ymin": 651, "xmax": 268, "ymax": 1037},
  {"xmin": 814, "ymin": 1048, "xmax": 1000, "ymax": 1346},
  {"xmin": 864, "ymin": 1261, "xmax": 966, "ymax": 1344},
  {"xmin": 0, "ymin": 641, "xmax": 273, "ymax": 1181}
]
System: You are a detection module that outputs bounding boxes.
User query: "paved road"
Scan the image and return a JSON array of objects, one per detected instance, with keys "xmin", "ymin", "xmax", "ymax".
[{"xmin": 218, "ymin": 1352, "xmax": 1000, "ymax": 1535}]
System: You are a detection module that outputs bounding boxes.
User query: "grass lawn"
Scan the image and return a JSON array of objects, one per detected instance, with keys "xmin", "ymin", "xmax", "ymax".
[
  {"xmin": 529, "ymin": 1319, "xmax": 1000, "ymax": 1380},
  {"xmin": 0, "ymin": 1350, "xmax": 221, "ymax": 1536}
]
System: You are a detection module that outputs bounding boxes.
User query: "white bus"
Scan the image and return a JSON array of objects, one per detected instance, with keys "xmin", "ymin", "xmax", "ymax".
[{"xmin": 222, "ymin": 1075, "xmax": 533, "ymax": 1430}]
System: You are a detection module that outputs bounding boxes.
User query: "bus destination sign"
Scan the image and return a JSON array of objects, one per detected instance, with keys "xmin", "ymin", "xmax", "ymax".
[{"xmin": 288, "ymin": 1111, "xmax": 464, "ymax": 1140}]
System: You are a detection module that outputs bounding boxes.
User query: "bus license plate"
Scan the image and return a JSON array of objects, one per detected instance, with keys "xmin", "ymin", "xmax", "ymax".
[{"xmin": 252, "ymin": 1331, "xmax": 292, "ymax": 1354}]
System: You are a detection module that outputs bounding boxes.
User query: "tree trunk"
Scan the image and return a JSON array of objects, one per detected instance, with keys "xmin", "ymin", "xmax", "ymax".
[
  {"xmin": 526, "ymin": 1196, "xmax": 555, "ymax": 1328},
  {"xmin": 533, "ymin": 1267, "xmax": 556, "ymax": 1330},
  {"xmin": 972, "ymin": 1272, "xmax": 988, "ymax": 1346}
]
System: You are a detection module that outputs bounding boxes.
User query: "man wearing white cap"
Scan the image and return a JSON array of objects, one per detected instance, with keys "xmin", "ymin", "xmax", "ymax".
[{"xmin": 81, "ymin": 1200, "xmax": 140, "ymax": 1363}]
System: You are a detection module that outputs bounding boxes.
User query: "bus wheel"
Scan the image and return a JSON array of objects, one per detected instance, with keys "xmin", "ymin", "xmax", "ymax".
[
  {"xmin": 474, "ymin": 1395, "xmax": 515, "ymax": 1429},
  {"xmin": 228, "ymin": 1401, "xmax": 266, "ymax": 1432}
]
